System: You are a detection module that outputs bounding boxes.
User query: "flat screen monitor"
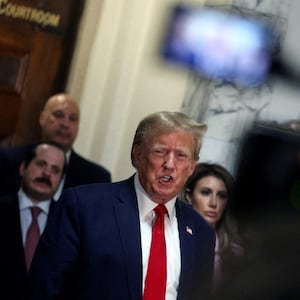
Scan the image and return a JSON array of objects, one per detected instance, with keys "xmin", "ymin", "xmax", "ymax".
[{"xmin": 161, "ymin": 5, "xmax": 278, "ymax": 87}]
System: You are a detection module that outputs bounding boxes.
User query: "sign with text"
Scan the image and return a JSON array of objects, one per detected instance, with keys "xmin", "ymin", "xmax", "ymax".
[{"xmin": 0, "ymin": 0, "xmax": 79, "ymax": 34}]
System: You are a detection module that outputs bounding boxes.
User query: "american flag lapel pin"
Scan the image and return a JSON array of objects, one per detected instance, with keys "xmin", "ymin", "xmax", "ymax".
[{"xmin": 186, "ymin": 226, "xmax": 193, "ymax": 235}]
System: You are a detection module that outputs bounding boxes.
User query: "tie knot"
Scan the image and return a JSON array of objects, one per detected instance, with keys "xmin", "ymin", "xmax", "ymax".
[
  {"xmin": 154, "ymin": 204, "xmax": 167, "ymax": 217},
  {"xmin": 31, "ymin": 206, "xmax": 41, "ymax": 220}
]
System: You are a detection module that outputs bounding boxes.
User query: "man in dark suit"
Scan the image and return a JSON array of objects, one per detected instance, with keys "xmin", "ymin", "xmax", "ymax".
[
  {"xmin": 29, "ymin": 111, "xmax": 215, "ymax": 300},
  {"xmin": 0, "ymin": 93, "xmax": 111, "ymax": 199},
  {"xmin": 0, "ymin": 142, "xmax": 66, "ymax": 300}
]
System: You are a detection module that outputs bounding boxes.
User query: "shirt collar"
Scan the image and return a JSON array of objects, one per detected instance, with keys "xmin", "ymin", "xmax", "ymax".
[
  {"xmin": 18, "ymin": 188, "xmax": 51, "ymax": 214},
  {"xmin": 134, "ymin": 173, "xmax": 177, "ymax": 222},
  {"xmin": 65, "ymin": 150, "xmax": 71, "ymax": 163}
]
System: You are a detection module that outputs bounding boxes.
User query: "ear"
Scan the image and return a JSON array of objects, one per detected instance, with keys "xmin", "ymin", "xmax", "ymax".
[
  {"xmin": 19, "ymin": 162, "xmax": 26, "ymax": 177},
  {"xmin": 132, "ymin": 144, "xmax": 142, "ymax": 168},
  {"xmin": 188, "ymin": 160, "xmax": 197, "ymax": 176}
]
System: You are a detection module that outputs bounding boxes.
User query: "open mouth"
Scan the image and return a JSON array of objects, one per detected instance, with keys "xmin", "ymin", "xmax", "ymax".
[
  {"xmin": 162, "ymin": 175, "xmax": 171, "ymax": 181},
  {"xmin": 160, "ymin": 175, "xmax": 173, "ymax": 184}
]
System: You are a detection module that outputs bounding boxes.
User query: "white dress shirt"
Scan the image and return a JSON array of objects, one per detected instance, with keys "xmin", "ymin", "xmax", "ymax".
[
  {"xmin": 18, "ymin": 189, "xmax": 51, "ymax": 245},
  {"xmin": 134, "ymin": 174, "xmax": 181, "ymax": 300}
]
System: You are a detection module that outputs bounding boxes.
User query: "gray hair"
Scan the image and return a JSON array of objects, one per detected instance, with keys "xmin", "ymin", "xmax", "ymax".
[{"xmin": 131, "ymin": 111, "xmax": 207, "ymax": 166}]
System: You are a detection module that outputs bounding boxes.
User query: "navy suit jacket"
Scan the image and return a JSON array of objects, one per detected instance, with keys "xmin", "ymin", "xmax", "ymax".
[
  {"xmin": 29, "ymin": 176, "xmax": 215, "ymax": 300},
  {"xmin": 0, "ymin": 144, "xmax": 112, "ymax": 197},
  {"xmin": 0, "ymin": 194, "xmax": 56, "ymax": 300}
]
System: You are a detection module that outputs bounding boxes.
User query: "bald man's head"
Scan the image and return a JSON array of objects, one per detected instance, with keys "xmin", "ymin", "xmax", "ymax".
[{"xmin": 39, "ymin": 93, "xmax": 80, "ymax": 152}]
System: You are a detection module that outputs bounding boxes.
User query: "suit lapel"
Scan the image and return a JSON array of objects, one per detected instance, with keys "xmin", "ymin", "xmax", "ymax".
[
  {"xmin": 114, "ymin": 177, "xmax": 142, "ymax": 300},
  {"xmin": 9, "ymin": 195, "xmax": 28, "ymax": 271},
  {"xmin": 63, "ymin": 150, "xmax": 75, "ymax": 189},
  {"xmin": 49, "ymin": 199, "xmax": 56, "ymax": 214}
]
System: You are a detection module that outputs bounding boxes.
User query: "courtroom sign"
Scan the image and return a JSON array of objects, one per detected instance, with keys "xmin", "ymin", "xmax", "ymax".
[{"xmin": 0, "ymin": 0, "xmax": 80, "ymax": 34}]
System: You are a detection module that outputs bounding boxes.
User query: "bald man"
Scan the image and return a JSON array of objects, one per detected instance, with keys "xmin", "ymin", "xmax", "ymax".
[
  {"xmin": 0, "ymin": 93, "xmax": 111, "ymax": 199},
  {"xmin": 39, "ymin": 93, "xmax": 80, "ymax": 153}
]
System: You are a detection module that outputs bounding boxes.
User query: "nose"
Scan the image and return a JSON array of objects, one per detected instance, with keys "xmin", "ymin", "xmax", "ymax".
[
  {"xmin": 208, "ymin": 196, "xmax": 217, "ymax": 208},
  {"xmin": 163, "ymin": 152, "xmax": 175, "ymax": 170},
  {"xmin": 42, "ymin": 166, "xmax": 51, "ymax": 177},
  {"xmin": 59, "ymin": 116, "xmax": 71, "ymax": 129}
]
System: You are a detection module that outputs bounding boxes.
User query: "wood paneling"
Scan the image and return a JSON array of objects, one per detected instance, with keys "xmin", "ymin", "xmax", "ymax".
[{"xmin": 0, "ymin": 0, "xmax": 84, "ymax": 145}]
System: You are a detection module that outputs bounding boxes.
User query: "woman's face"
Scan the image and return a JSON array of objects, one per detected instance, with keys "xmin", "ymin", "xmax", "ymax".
[{"xmin": 188, "ymin": 176, "xmax": 228, "ymax": 228}]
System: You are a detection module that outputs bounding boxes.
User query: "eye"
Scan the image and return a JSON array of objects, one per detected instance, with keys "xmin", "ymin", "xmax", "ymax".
[
  {"xmin": 51, "ymin": 166, "xmax": 62, "ymax": 175},
  {"xmin": 218, "ymin": 192, "xmax": 228, "ymax": 200},
  {"xmin": 177, "ymin": 152, "xmax": 187, "ymax": 159},
  {"xmin": 175, "ymin": 150, "xmax": 191, "ymax": 161},
  {"xmin": 53, "ymin": 111, "xmax": 64, "ymax": 119},
  {"xmin": 152, "ymin": 148, "xmax": 165, "ymax": 157},
  {"xmin": 69, "ymin": 114, "xmax": 79, "ymax": 122},
  {"xmin": 200, "ymin": 188, "xmax": 211, "ymax": 196},
  {"xmin": 35, "ymin": 160, "xmax": 46, "ymax": 167}
]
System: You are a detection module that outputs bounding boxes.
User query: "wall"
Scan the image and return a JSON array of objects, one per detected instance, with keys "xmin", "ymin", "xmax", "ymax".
[
  {"xmin": 66, "ymin": 0, "xmax": 300, "ymax": 181},
  {"xmin": 67, "ymin": 0, "xmax": 202, "ymax": 181},
  {"xmin": 181, "ymin": 0, "xmax": 300, "ymax": 174}
]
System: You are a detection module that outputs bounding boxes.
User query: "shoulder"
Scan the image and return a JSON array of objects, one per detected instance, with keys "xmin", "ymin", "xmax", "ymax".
[
  {"xmin": 0, "ymin": 194, "xmax": 18, "ymax": 211},
  {"xmin": 231, "ymin": 242, "xmax": 244, "ymax": 257},
  {"xmin": 69, "ymin": 151, "xmax": 111, "ymax": 179},
  {"xmin": 176, "ymin": 199, "xmax": 209, "ymax": 224},
  {"xmin": 60, "ymin": 177, "xmax": 134, "ymax": 206},
  {"xmin": 0, "ymin": 194, "xmax": 15, "ymax": 204},
  {"xmin": 0, "ymin": 144, "xmax": 32, "ymax": 161},
  {"xmin": 176, "ymin": 199, "xmax": 215, "ymax": 237},
  {"xmin": 51, "ymin": 178, "xmax": 135, "ymax": 226}
]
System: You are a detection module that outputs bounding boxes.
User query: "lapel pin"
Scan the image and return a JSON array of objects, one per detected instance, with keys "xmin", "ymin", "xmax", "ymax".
[{"xmin": 186, "ymin": 226, "xmax": 193, "ymax": 235}]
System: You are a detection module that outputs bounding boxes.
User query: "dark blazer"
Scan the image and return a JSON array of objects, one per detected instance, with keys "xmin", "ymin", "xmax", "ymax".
[
  {"xmin": 29, "ymin": 176, "xmax": 215, "ymax": 300},
  {"xmin": 0, "ymin": 194, "xmax": 56, "ymax": 300},
  {"xmin": 0, "ymin": 144, "xmax": 112, "ymax": 197}
]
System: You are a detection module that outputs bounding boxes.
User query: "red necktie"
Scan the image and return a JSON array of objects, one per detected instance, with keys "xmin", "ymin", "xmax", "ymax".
[
  {"xmin": 143, "ymin": 204, "xmax": 167, "ymax": 300},
  {"xmin": 24, "ymin": 206, "xmax": 41, "ymax": 271}
]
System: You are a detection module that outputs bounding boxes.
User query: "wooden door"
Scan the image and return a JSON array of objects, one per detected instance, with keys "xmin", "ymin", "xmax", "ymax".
[{"xmin": 0, "ymin": 0, "xmax": 84, "ymax": 146}]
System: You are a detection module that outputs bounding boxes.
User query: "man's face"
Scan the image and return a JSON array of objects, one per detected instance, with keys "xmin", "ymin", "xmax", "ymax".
[
  {"xmin": 39, "ymin": 95, "xmax": 80, "ymax": 152},
  {"xmin": 133, "ymin": 130, "xmax": 197, "ymax": 204},
  {"xmin": 20, "ymin": 144, "xmax": 65, "ymax": 202}
]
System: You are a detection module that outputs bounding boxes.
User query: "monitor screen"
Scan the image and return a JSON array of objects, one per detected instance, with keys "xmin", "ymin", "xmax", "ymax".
[{"xmin": 161, "ymin": 5, "xmax": 278, "ymax": 87}]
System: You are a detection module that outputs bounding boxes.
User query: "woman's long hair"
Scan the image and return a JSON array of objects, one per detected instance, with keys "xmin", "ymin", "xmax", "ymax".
[{"xmin": 183, "ymin": 162, "xmax": 243, "ymax": 255}]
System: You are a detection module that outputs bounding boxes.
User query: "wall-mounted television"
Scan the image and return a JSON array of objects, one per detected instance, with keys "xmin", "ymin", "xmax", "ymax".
[{"xmin": 161, "ymin": 5, "xmax": 278, "ymax": 87}]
